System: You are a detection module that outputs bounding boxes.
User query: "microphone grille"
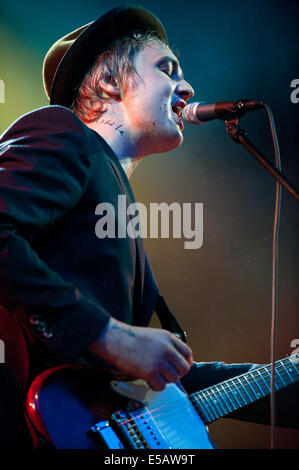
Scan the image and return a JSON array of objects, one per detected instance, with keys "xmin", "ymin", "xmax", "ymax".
[{"xmin": 182, "ymin": 102, "xmax": 205, "ymax": 125}]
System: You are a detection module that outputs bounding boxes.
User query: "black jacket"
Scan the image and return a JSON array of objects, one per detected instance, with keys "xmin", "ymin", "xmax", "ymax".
[{"xmin": 0, "ymin": 105, "xmax": 159, "ymax": 369}]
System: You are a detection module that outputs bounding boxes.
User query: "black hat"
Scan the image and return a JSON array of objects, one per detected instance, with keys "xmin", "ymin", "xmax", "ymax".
[{"xmin": 43, "ymin": 5, "xmax": 167, "ymax": 108}]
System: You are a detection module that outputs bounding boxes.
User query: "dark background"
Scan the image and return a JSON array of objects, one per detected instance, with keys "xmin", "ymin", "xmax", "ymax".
[{"xmin": 0, "ymin": 0, "xmax": 298, "ymax": 448}]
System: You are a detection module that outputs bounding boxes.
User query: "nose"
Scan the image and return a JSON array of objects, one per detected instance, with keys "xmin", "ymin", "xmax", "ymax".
[{"xmin": 176, "ymin": 78, "xmax": 194, "ymax": 102}]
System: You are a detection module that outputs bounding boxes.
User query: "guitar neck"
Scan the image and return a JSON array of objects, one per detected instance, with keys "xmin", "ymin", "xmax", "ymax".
[{"xmin": 189, "ymin": 354, "xmax": 299, "ymax": 424}]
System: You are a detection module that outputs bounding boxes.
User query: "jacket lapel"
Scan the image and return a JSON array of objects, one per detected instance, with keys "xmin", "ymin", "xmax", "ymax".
[
  {"xmin": 107, "ymin": 157, "xmax": 145, "ymax": 309},
  {"xmin": 89, "ymin": 129, "xmax": 146, "ymax": 313}
]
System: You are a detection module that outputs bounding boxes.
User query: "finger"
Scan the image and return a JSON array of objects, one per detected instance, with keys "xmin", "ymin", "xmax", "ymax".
[
  {"xmin": 171, "ymin": 337, "xmax": 193, "ymax": 365},
  {"xmin": 165, "ymin": 348, "xmax": 192, "ymax": 377},
  {"xmin": 160, "ymin": 361, "xmax": 181, "ymax": 384},
  {"xmin": 148, "ymin": 373, "xmax": 167, "ymax": 392}
]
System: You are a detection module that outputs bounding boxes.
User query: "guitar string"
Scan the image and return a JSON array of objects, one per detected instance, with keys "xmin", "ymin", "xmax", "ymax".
[
  {"xmin": 190, "ymin": 358, "xmax": 299, "ymax": 422},
  {"xmin": 115, "ymin": 358, "xmax": 298, "ymax": 430},
  {"xmin": 118, "ymin": 396, "xmax": 205, "ymax": 440},
  {"xmin": 187, "ymin": 358, "xmax": 299, "ymax": 424},
  {"xmin": 188, "ymin": 359, "xmax": 299, "ymax": 419},
  {"xmin": 119, "ymin": 357, "xmax": 298, "ymax": 425},
  {"xmin": 116, "ymin": 373, "xmax": 292, "ymax": 442},
  {"xmin": 117, "ymin": 369, "xmax": 292, "ymax": 433},
  {"xmin": 116, "ymin": 360, "xmax": 292, "ymax": 443},
  {"xmin": 117, "ymin": 359, "xmax": 298, "ymax": 428}
]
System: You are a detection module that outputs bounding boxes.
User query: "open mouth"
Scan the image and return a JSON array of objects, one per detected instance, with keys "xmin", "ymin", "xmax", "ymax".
[{"xmin": 172, "ymin": 103, "xmax": 184, "ymax": 130}]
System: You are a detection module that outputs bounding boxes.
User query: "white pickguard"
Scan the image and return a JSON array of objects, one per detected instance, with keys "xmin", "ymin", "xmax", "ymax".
[{"xmin": 111, "ymin": 379, "xmax": 215, "ymax": 449}]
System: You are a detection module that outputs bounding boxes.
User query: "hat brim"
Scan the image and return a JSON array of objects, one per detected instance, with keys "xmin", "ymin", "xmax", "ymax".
[{"xmin": 49, "ymin": 5, "xmax": 167, "ymax": 108}]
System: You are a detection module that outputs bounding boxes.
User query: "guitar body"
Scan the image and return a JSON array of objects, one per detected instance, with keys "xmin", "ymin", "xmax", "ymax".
[
  {"xmin": 26, "ymin": 354, "xmax": 299, "ymax": 448},
  {"xmin": 26, "ymin": 365, "xmax": 215, "ymax": 449}
]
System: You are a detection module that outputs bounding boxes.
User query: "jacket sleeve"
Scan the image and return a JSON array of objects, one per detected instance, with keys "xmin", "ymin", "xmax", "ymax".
[{"xmin": 0, "ymin": 105, "xmax": 110, "ymax": 363}]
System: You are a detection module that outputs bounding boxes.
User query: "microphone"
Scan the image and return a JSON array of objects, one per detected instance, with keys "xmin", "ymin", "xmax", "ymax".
[{"xmin": 182, "ymin": 99, "xmax": 264, "ymax": 125}]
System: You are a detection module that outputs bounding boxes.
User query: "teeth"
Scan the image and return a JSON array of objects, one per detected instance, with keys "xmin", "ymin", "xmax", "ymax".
[{"xmin": 172, "ymin": 105, "xmax": 182, "ymax": 118}]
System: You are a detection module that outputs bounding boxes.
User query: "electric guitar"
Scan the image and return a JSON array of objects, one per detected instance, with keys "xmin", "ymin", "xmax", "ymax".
[{"xmin": 26, "ymin": 354, "xmax": 299, "ymax": 449}]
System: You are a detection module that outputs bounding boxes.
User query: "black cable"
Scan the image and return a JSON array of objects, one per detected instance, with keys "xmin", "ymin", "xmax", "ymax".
[{"xmin": 263, "ymin": 104, "xmax": 282, "ymax": 449}]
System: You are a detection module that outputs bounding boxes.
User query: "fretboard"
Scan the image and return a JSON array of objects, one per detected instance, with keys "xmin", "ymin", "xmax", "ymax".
[{"xmin": 189, "ymin": 354, "xmax": 299, "ymax": 424}]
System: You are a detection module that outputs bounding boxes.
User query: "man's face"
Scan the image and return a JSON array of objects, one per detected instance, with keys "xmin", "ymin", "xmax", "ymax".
[{"xmin": 122, "ymin": 40, "xmax": 194, "ymax": 157}]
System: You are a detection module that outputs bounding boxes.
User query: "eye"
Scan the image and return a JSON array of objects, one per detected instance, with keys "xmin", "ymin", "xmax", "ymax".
[{"xmin": 160, "ymin": 62, "xmax": 173, "ymax": 77}]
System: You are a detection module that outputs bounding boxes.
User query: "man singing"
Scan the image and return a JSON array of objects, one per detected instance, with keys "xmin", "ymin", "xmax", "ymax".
[{"xmin": 0, "ymin": 5, "xmax": 297, "ymax": 448}]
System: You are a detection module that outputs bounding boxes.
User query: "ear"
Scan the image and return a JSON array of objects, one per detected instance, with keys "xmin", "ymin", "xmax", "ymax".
[{"xmin": 98, "ymin": 74, "xmax": 121, "ymax": 99}]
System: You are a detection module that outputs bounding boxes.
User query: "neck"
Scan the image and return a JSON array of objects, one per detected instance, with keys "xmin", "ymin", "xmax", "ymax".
[
  {"xmin": 86, "ymin": 112, "xmax": 142, "ymax": 179},
  {"xmin": 117, "ymin": 157, "xmax": 141, "ymax": 179},
  {"xmin": 190, "ymin": 354, "xmax": 299, "ymax": 424}
]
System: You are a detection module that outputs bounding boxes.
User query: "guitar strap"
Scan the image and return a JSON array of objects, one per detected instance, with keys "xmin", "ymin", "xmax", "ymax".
[{"xmin": 154, "ymin": 295, "xmax": 187, "ymax": 343}]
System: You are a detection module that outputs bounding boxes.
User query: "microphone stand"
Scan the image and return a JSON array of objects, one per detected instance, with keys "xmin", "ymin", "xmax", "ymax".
[
  {"xmin": 224, "ymin": 117, "xmax": 297, "ymax": 449},
  {"xmin": 224, "ymin": 119, "xmax": 299, "ymax": 201}
]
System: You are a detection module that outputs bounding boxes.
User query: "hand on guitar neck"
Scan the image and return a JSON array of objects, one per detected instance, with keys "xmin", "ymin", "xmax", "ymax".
[{"xmin": 88, "ymin": 317, "xmax": 193, "ymax": 391}]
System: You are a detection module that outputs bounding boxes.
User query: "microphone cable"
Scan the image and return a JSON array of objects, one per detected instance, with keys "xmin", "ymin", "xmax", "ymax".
[{"xmin": 262, "ymin": 103, "xmax": 282, "ymax": 449}]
